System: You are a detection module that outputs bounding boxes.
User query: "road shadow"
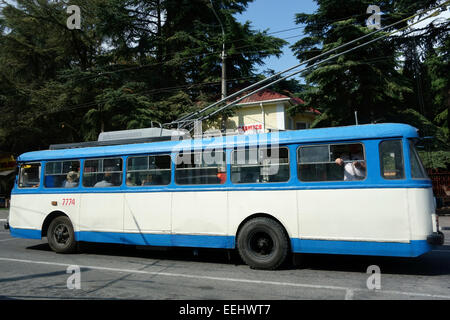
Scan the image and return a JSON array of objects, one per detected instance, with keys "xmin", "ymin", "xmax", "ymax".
[
  {"xmin": 26, "ymin": 242, "xmax": 450, "ymax": 275},
  {"xmin": 297, "ymin": 246, "xmax": 450, "ymax": 276},
  {"xmin": 26, "ymin": 241, "xmax": 243, "ymax": 266}
]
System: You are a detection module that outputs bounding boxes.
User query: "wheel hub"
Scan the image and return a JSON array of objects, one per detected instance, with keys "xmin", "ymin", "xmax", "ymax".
[
  {"xmin": 257, "ymin": 238, "xmax": 269, "ymax": 249},
  {"xmin": 250, "ymin": 232, "xmax": 273, "ymax": 256},
  {"xmin": 54, "ymin": 224, "xmax": 69, "ymax": 244}
]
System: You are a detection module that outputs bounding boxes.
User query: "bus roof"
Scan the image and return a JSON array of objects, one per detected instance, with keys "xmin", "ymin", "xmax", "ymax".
[{"xmin": 17, "ymin": 123, "xmax": 419, "ymax": 162}]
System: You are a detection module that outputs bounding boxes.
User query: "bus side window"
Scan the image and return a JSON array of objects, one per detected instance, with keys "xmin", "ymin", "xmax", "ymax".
[
  {"xmin": 379, "ymin": 140, "xmax": 405, "ymax": 180},
  {"xmin": 298, "ymin": 143, "xmax": 366, "ymax": 182},
  {"xmin": 175, "ymin": 150, "xmax": 226, "ymax": 185},
  {"xmin": 19, "ymin": 163, "xmax": 41, "ymax": 188},
  {"xmin": 83, "ymin": 158, "xmax": 123, "ymax": 188},
  {"xmin": 231, "ymin": 147, "xmax": 290, "ymax": 184},
  {"xmin": 45, "ymin": 160, "xmax": 80, "ymax": 188},
  {"xmin": 127, "ymin": 155, "xmax": 171, "ymax": 186}
]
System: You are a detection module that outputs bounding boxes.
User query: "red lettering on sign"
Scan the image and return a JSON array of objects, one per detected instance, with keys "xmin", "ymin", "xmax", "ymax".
[
  {"xmin": 238, "ymin": 124, "xmax": 263, "ymax": 132},
  {"xmin": 62, "ymin": 198, "xmax": 75, "ymax": 206}
]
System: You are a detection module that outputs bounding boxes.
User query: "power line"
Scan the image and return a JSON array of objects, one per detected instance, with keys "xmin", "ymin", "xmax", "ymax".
[
  {"xmin": 0, "ymin": 7, "xmax": 425, "ymax": 92},
  {"xmin": 57, "ymin": 33, "xmax": 303, "ymax": 84},
  {"xmin": 3, "ymin": 4, "xmax": 445, "ymax": 118},
  {"xmin": 173, "ymin": 3, "xmax": 445, "ymax": 127},
  {"xmin": 2, "ymin": 2, "xmax": 447, "ymax": 121},
  {"xmin": 29, "ymin": 52, "xmax": 401, "ymax": 119},
  {"xmin": 177, "ymin": 2, "xmax": 448, "ymax": 128},
  {"xmin": 32, "ymin": 75, "xmax": 262, "ymax": 118},
  {"xmin": 0, "ymin": 44, "xmax": 283, "ymax": 97},
  {"xmin": 53, "ymin": 12, "xmax": 381, "ymax": 83}
]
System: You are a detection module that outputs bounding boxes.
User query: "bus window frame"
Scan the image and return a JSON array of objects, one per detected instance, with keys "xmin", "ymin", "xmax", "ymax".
[
  {"xmin": 126, "ymin": 153, "xmax": 172, "ymax": 187},
  {"xmin": 378, "ymin": 139, "xmax": 406, "ymax": 181},
  {"xmin": 408, "ymin": 139, "xmax": 429, "ymax": 180},
  {"xmin": 296, "ymin": 142, "xmax": 367, "ymax": 183},
  {"xmin": 18, "ymin": 162, "xmax": 42, "ymax": 189},
  {"xmin": 82, "ymin": 157, "xmax": 124, "ymax": 188},
  {"xmin": 230, "ymin": 146, "xmax": 291, "ymax": 185},
  {"xmin": 174, "ymin": 149, "xmax": 227, "ymax": 186},
  {"xmin": 44, "ymin": 160, "xmax": 81, "ymax": 189}
]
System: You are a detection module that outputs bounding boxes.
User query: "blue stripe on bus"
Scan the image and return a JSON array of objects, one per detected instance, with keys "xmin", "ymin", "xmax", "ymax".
[
  {"xmin": 290, "ymin": 239, "xmax": 431, "ymax": 257},
  {"xmin": 9, "ymin": 227, "xmax": 432, "ymax": 257},
  {"xmin": 11, "ymin": 182, "xmax": 432, "ymax": 195},
  {"xmin": 10, "ymin": 227, "xmax": 42, "ymax": 239},
  {"xmin": 74, "ymin": 231, "xmax": 235, "ymax": 249}
]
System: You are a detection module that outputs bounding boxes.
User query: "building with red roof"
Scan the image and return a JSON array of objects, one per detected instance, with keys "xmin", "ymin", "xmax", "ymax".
[{"xmin": 221, "ymin": 89, "xmax": 320, "ymax": 134}]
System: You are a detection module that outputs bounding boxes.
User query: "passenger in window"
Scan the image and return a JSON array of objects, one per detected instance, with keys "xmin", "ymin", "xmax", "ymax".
[
  {"xmin": 141, "ymin": 174, "xmax": 153, "ymax": 186},
  {"xmin": 335, "ymin": 145, "xmax": 366, "ymax": 181},
  {"xmin": 216, "ymin": 166, "xmax": 226, "ymax": 184},
  {"xmin": 63, "ymin": 171, "xmax": 79, "ymax": 188},
  {"xmin": 126, "ymin": 173, "xmax": 136, "ymax": 186},
  {"xmin": 94, "ymin": 172, "xmax": 113, "ymax": 187}
]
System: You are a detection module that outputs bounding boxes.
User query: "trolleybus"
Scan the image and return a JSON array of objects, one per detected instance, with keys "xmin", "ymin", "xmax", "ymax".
[{"xmin": 5, "ymin": 123, "xmax": 444, "ymax": 269}]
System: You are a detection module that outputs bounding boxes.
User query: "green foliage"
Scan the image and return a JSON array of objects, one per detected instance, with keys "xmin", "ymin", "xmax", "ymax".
[
  {"xmin": 419, "ymin": 150, "xmax": 450, "ymax": 169},
  {"xmin": 0, "ymin": 0, "xmax": 286, "ymax": 155},
  {"xmin": 290, "ymin": 0, "xmax": 449, "ymax": 169}
]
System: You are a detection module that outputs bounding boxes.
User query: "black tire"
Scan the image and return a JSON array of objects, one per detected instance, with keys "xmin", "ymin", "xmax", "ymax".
[
  {"xmin": 47, "ymin": 216, "xmax": 77, "ymax": 253},
  {"xmin": 237, "ymin": 217, "xmax": 289, "ymax": 270}
]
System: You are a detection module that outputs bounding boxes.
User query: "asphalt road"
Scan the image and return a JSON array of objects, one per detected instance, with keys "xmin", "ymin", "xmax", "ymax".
[{"xmin": 0, "ymin": 210, "xmax": 449, "ymax": 300}]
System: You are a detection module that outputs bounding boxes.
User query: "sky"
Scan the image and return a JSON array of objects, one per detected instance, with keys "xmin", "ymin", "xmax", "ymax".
[{"xmin": 234, "ymin": 0, "xmax": 318, "ymax": 78}]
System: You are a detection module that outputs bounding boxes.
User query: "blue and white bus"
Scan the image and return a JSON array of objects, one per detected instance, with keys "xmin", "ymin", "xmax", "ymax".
[{"xmin": 5, "ymin": 123, "xmax": 444, "ymax": 269}]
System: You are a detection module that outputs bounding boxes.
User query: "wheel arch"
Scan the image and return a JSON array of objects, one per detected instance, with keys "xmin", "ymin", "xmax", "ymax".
[{"xmin": 41, "ymin": 211, "xmax": 70, "ymax": 238}]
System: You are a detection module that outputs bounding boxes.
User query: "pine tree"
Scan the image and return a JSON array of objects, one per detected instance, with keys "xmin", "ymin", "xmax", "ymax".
[
  {"xmin": 290, "ymin": 0, "xmax": 414, "ymax": 127},
  {"xmin": 0, "ymin": 0, "xmax": 286, "ymax": 154},
  {"xmin": 290, "ymin": 0, "xmax": 449, "ymax": 169}
]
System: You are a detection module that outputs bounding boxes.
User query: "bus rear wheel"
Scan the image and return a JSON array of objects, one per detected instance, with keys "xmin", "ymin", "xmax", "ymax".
[
  {"xmin": 47, "ymin": 216, "xmax": 77, "ymax": 253},
  {"xmin": 237, "ymin": 217, "xmax": 289, "ymax": 270}
]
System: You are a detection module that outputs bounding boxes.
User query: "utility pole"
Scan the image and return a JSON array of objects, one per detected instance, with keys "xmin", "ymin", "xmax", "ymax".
[{"xmin": 210, "ymin": 0, "xmax": 226, "ymax": 99}]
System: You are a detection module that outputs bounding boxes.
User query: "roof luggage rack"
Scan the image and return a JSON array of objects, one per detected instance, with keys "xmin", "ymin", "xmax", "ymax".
[{"xmin": 49, "ymin": 128, "xmax": 189, "ymax": 150}]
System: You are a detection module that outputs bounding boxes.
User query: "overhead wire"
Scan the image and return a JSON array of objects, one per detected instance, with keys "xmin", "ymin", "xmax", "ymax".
[
  {"xmin": 2, "ymin": 2, "xmax": 448, "ymax": 125},
  {"xmin": 180, "ymin": 2, "xmax": 448, "ymax": 130},
  {"xmin": 55, "ymin": 11, "xmax": 374, "ymax": 83},
  {"xmin": 11, "ymin": 2, "xmax": 448, "ymax": 123},
  {"xmin": 32, "ymin": 75, "xmax": 262, "ymax": 118},
  {"xmin": 171, "ymin": 1, "xmax": 449, "ymax": 128}
]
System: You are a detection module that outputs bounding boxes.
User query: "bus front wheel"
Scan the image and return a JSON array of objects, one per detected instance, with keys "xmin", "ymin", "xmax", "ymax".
[
  {"xmin": 47, "ymin": 216, "xmax": 77, "ymax": 253},
  {"xmin": 237, "ymin": 217, "xmax": 289, "ymax": 270}
]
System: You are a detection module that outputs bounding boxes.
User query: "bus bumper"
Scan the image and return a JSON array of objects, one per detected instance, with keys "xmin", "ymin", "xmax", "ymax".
[{"xmin": 427, "ymin": 232, "xmax": 444, "ymax": 246}]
